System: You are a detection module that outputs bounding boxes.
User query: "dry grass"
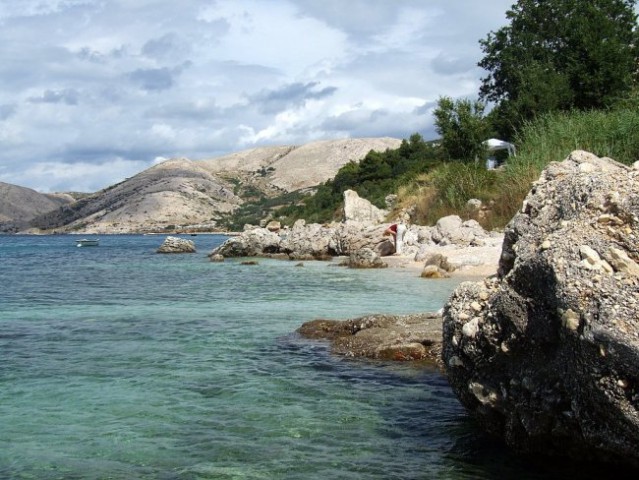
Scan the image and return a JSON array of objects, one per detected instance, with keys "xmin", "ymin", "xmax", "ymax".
[{"xmin": 397, "ymin": 105, "xmax": 639, "ymax": 230}]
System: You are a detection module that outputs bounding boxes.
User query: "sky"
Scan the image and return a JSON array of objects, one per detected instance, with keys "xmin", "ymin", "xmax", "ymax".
[{"xmin": 0, "ymin": 0, "xmax": 516, "ymax": 193}]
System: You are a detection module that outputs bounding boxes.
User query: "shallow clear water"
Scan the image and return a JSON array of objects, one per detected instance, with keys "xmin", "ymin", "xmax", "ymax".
[{"xmin": 0, "ymin": 235, "xmax": 618, "ymax": 479}]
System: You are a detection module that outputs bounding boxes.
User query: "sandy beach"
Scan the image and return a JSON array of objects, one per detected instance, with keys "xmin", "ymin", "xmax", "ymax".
[{"xmin": 381, "ymin": 234, "xmax": 504, "ymax": 278}]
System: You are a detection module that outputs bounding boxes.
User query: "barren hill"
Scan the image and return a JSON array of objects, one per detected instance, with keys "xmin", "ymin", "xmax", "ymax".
[
  {"xmin": 31, "ymin": 158, "xmax": 240, "ymax": 234},
  {"xmin": 199, "ymin": 137, "xmax": 402, "ymax": 194},
  {"xmin": 0, "ymin": 182, "xmax": 74, "ymax": 232},
  {"xmin": 24, "ymin": 137, "xmax": 402, "ymax": 233}
]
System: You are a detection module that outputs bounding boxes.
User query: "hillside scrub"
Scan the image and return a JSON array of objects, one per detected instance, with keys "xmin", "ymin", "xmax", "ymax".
[
  {"xmin": 398, "ymin": 104, "xmax": 639, "ymax": 229},
  {"xmin": 264, "ymin": 134, "xmax": 444, "ymax": 226}
]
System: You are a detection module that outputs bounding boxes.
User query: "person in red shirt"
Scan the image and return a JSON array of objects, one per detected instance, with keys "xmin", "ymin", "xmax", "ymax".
[
  {"xmin": 383, "ymin": 222, "xmax": 406, "ymax": 254},
  {"xmin": 384, "ymin": 223, "xmax": 398, "ymax": 238}
]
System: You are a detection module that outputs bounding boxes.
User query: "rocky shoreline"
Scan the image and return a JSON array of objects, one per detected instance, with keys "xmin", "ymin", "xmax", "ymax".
[{"xmin": 209, "ymin": 151, "xmax": 639, "ymax": 469}]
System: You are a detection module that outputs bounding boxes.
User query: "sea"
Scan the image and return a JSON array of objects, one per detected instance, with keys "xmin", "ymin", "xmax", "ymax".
[{"xmin": 0, "ymin": 234, "xmax": 624, "ymax": 479}]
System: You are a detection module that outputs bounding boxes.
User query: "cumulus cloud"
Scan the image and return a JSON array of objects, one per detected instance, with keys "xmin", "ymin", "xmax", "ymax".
[{"xmin": 0, "ymin": 0, "xmax": 523, "ymax": 193}]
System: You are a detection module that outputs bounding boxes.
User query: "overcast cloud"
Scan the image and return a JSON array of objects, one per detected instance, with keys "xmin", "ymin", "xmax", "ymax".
[{"xmin": 0, "ymin": 0, "xmax": 516, "ymax": 193}]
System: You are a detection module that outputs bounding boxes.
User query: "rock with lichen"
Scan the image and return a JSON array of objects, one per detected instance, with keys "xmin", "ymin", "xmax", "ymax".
[
  {"xmin": 442, "ymin": 151, "xmax": 639, "ymax": 467},
  {"xmin": 297, "ymin": 312, "xmax": 442, "ymax": 363}
]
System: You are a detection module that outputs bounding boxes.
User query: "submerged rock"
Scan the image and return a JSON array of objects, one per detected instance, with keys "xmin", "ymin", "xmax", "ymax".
[
  {"xmin": 442, "ymin": 151, "xmax": 639, "ymax": 467},
  {"xmin": 298, "ymin": 312, "xmax": 442, "ymax": 363}
]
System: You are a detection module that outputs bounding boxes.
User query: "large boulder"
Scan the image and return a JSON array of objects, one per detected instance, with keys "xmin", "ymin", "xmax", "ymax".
[
  {"xmin": 279, "ymin": 222, "xmax": 336, "ymax": 259},
  {"xmin": 156, "ymin": 236, "xmax": 196, "ymax": 253},
  {"xmin": 432, "ymin": 215, "xmax": 489, "ymax": 246},
  {"xmin": 342, "ymin": 189, "xmax": 387, "ymax": 225},
  {"xmin": 442, "ymin": 151, "xmax": 639, "ymax": 467},
  {"xmin": 209, "ymin": 228, "xmax": 281, "ymax": 257},
  {"xmin": 331, "ymin": 223, "xmax": 391, "ymax": 256}
]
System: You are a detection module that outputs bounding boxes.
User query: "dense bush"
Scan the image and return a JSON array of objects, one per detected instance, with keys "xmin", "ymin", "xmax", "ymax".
[
  {"xmin": 269, "ymin": 133, "xmax": 444, "ymax": 224},
  {"xmin": 401, "ymin": 103, "xmax": 639, "ymax": 230}
]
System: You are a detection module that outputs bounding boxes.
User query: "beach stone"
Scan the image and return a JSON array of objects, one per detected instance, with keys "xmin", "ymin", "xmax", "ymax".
[
  {"xmin": 432, "ymin": 215, "xmax": 490, "ymax": 246},
  {"xmin": 423, "ymin": 253, "xmax": 455, "ymax": 273},
  {"xmin": 347, "ymin": 248, "xmax": 387, "ymax": 269},
  {"xmin": 156, "ymin": 236, "xmax": 195, "ymax": 253},
  {"xmin": 210, "ymin": 219, "xmax": 430, "ymax": 261},
  {"xmin": 420, "ymin": 265, "xmax": 448, "ymax": 278},
  {"xmin": 265, "ymin": 220, "xmax": 281, "ymax": 232},
  {"xmin": 210, "ymin": 254, "xmax": 224, "ymax": 262},
  {"xmin": 279, "ymin": 222, "xmax": 335, "ymax": 259},
  {"xmin": 443, "ymin": 151, "xmax": 639, "ymax": 468},
  {"xmin": 331, "ymin": 223, "xmax": 393, "ymax": 257}
]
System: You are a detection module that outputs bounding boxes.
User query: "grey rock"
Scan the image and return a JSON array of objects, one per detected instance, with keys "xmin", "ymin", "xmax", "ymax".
[
  {"xmin": 265, "ymin": 220, "xmax": 281, "ymax": 232},
  {"xmin": 280, "ymin": 222, "xmax": 335, "ymax": 259},
  {"xmin": 420, "ymin": 265, "xmax": 449, "ymax": 278},
  {"xmin": 443, "ymin": 151, "xmax": 639, "ymax": 468},
  {"xmin": 342, "ymin": 189, "xmax": 387, "ymax": 225},
  {"xmin": 157, "ymin": 236, "xmax": 196, "ymax": 253},
  {"xmin": 209, "ymin": 228, "xmax": 280, "ymax": 257},
  {"xmin": 423, "ymin": 253, "xmax": 455, "ymax": 273},
  {"xmin": 347, "ymin": 248, "xmax": 387, "ymax": 269},
  {"xmin": 432, "ymin": 215, "xmax": 489, "ymax": 246},
  {"xmin": 467, "ymin": 198, "xmax": 483, "ymax": 211}
]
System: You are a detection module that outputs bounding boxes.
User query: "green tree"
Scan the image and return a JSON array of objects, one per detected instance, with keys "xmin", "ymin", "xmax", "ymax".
[
  {"xmin": 433, "ymin": 96, "xmax": 492, "ymax": 161},
  {"xmin": 479, "ymin": 0, "xmax": 638, "ymax": 136}
]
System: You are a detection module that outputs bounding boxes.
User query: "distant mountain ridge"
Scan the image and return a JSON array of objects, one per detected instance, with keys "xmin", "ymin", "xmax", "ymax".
[
  {"xmin": 7, "ymin": 137, "xmax": 401, "ymax": 233},
  {"xmin": 0, "ymin": 182, "xmax": 74, "ymax": 232}
]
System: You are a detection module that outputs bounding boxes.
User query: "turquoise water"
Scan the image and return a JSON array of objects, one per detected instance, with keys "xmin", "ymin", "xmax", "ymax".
[{"xmin": 0, "ymin": 235, "xmax": 615, "ymax": 479}]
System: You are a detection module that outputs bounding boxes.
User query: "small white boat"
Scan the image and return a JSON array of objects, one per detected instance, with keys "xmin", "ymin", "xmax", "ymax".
[{"xmin": 76, "ymin": 239, "xmax": 99, "ymax": 247}]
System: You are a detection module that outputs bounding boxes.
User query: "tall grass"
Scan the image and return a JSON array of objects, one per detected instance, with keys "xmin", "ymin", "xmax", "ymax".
[
  {"xmin": 514, "ymin": 108, "xmax": 639, "ymax": 168},
  {"xmin": 398, "ymin": 105, "xmax": 639, "ymax": 229},
  {"xmin": 491, "ymin": 107, "xmax": 639, "ymax": 224},
  {"xmin": 395, "ymin": 163, "xmax": 500, "ymax": 226}
]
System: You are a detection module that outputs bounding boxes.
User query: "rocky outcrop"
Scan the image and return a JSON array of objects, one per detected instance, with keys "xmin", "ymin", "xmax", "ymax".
[
  {"xmin": 342, "ymin": 189, "xmax": 387, "ymax": 225},
  {"xmin": 297, "ymin": 312, "xmax": 443, "ymax": 363},
  {"xmin": 211, "ymin": 228, "xmax": 281, "ymax": 257},
  {"xmin": 331, "ymin": 223, "xmax": 395, "ymax": 256},
  {"xmin": 210, "ymin": 222, "xmax": 396, "ymax": 259},
  {"xmin": 156, "ymin": 236, "xmax": 196, "ymax": 253},
  {"xmin": 279, "ymin": 221, "xmax": 335, "ymax": 259},
  {"xmin": 210, "ymin": 217, "xmax": 497, "ymax": 266},
  {"xmin": 442, "ymin": 151, "xmax": 639, "ymax": 467}
]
